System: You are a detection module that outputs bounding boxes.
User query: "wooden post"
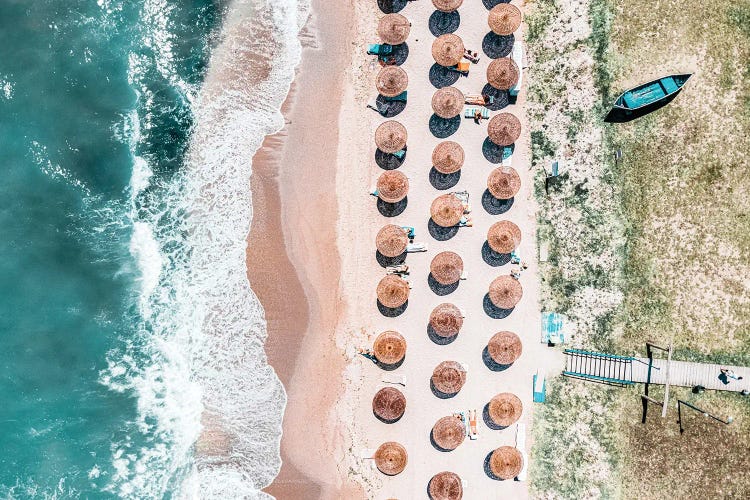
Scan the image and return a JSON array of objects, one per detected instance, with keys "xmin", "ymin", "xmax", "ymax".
[{"xmin": 661, "ymin": 342, "xmax": 673, "ymax": 418}]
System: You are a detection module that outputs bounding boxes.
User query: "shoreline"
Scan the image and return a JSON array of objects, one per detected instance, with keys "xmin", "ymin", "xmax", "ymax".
[{"xmin": 246, "ymin": 0, "xmax": 362, "ymax": 497}]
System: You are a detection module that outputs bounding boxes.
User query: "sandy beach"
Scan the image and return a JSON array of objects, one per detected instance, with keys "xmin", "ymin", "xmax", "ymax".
[{"xmin": 249, "ymin": 0, "xmax": 563, "ymax": 498}]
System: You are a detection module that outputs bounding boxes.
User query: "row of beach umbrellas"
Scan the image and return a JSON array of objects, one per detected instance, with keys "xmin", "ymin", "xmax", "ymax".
[{"xmin": 368, "ymin": 3, "xmax": 527, "ymax": 491}]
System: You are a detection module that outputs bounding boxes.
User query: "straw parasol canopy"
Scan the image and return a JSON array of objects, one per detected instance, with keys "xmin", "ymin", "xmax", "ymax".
[
  {"xmin": 432, "ymin": 34, "xmax": 465, "ymax": 67},
  {"xmin": 378, "ymin": 13, "xmax": 411, "ymax": 45},
  {"xmin": 376, "ymin": 66, "xmax": 408, "ymax": 98},
  {"xmin": 487, "ymin": 220, "xmax": 522, "ymax": 254},
  {"xmin": 432, "ymin": 141, "xmax": 464, "ymax": 174},
  {"xmin": 487, "ymin": 167, "xmax": 521, "ymax": 199},
  {"xmin": 430, "ymin": 251, "xmax": 464, "ymax": 285},
  {"xmin": 487, "ymin": 331, "xmax": 522, "ymax": 365},
  {"xmin": 429, "ymin": 303, "xmax": 463, "ymax": 337},
  {"xmin": 377, "ymin": 170, "xmax": 409, "ymax": 203},
  {"xmin": 376, "ymin": 224, "xmax": 408, "ymax": 257},
  {"xmin": 430, "ymin": 194, "xmax": 464, "ymax": 227},
  {"xmin": 431, "ymin": 86, "xmax": 465, "ymax": 119},
  {"xmin": 373, "ymin": 387, "xmax": 406, "ymax": 422},
  {"xmin": 432, "ymin": 0, "xmax": 463, "ymax": 13},
  {"xmin": 490, "ymin": 446, "xmax": 523, "ymax": 480},
  {"xmin": 488, "ymin": 3, "xmax": 522, "ymax": 36},
  {"xmin": 375, "ymin": 120, "xmax": 407, "ymax": 153},
  {"xmin": 431, "ymin": 360, "xmax": 467, "ymax": 394},
  {"xmin": 488, "ymin": 275, "xmax": 523, "ymax": 309},
  {"xmin": 488, "ymin": 393, "xmax": 523, "ymax": 427},
  {"xmin": 487, "ymin": 113, "xmax": 522, "ymax": 146},
  {"xmin": 373, "ymin": 330, "xmax": 407, "ymax": 365},
  {"xmin": 429, "ymin": 471, "xmax": 463, "ymax": 500},
  {"xmin": 377, "ymin": 274, "xmax": 410, "ymax": 308},
  {"xmin": 487, "ymin": 57, "xmax": 520, "ymax": 90},
  {"xmin": 374, "ymin": 442, "xmax": 408, "ymax": 475},
  {"xmin": 432, "ymin": 416, "xmax": 466, "ymax": 450}
]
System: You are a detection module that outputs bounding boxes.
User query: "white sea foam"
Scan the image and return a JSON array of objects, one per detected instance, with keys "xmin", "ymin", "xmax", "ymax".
[{"xmin": 99, "ymin": 0, "xmax": 310, "ymax": 498}]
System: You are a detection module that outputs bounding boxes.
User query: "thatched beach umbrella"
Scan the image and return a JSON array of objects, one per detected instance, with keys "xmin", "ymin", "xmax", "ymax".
[
  {"xmin": 488, "ymin": 275, "xmax": 523, "ymax": 309},
  {"xmin": 488, "ymin": 113, "xmax": 522, "ymax": 146},
  {"xmin": 488, "ymin": 393, "xmax": 523, "ymax": 427},
  {"xmin": 377, "ymin": 66, "xmax": 408, "ymax": 98},
  {"xmin": 432, "ymin": 0, "xmax": 463, "ymax": 13},
  {"xmin": 489, "ymin": 446, "xmax": 523, "ymax": 480},
  {"xmin": 376, "ymin": 224, "xmax": 408, "ymax": 257},
  {"xmin": 429, "ymin": 303, "xmax": 464, "ymax": 337},
  {"xmin": 488, "ymin": 3, "xmax": 522, "ymax": 36},
  {"xmin": 375, "ymin": 120, "xmax": 407, "ymax": 153},
  {"xmin": 430, "ymin": 251, "xmax": 464, "ymax": 285},
  {"xmin": 487, "ymin": 220, "xmax": 521, "ymax": 254},
  {"xmin": 378, "ymin": 13, "xmax": 411, "ymax": 45},
  {"xmin": 432, "ymin": 141, "xmax": 464, "ymax": 174},
  {"xmin": 432, "ymin": 416, "xmax": 466, "ymax": 451},
  {"xmin": 487, "ymin": 330, "xmax": 522, "ymax": 365},
  {"xmin": 429, "ymin": 471, "xmax": 463, "ymax": 500},
  {"xmin": 432, "ymin": 86, "xmax": 465, "ymax": 119},
  {"xmin": 488, "ymin": 167, "xmax": 521, "ymax": 199},
  {"xmin": 432, "ymin": 34, "xmax": 465, "ymax": 67},
  {"xmin": 430, "ymin": 194, "xmax": 464, "ymax": 227},
  {"xmin": 375, "ymin": 441, "xmax": 408, "ymax": 475},
  {"xmin": 377, "ymin": 275, "xmax": 410, "ymax": 308},
  {"xmin": 377, "ymin": 170, "xmax": 409, "ymax": 203},
  {"xmin": 373, "ymin": 387, "xmax": 406, "ymax": 422},
  {"xmin": 373, "ymin": 330, "xmax": 407, "ymax": 365},
  {"xmin": 431, "ymin": 360, "xmax": 467, "ymax": 394},
  {"xmin": 487, "ymin": 57, "xmax": 520, "ymax": 90}
]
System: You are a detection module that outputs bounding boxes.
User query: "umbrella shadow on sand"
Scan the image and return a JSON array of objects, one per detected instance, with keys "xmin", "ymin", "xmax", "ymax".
[
  {"xmin": 481, "ymin": 84, "xmax": 510, "ymax": 111},
  {"xmin": 483, "ymin": 294, "xmax": 514, "ymax": 319},
  {"xmin": 481, "ymin": 241, "xmax": 512, "ymax": 267},
  {"xmin": 483, "ymin": 403, "xmax": 509, "ymax": 430},
  {"xmin": 429, "ymin": 10, "xmax": 460, "ymax": 36},
  {"xmin": 482, "ymin": 32, "xmax": 514, "ymax": 59},
  {"xmin": 377, "ymin": 299, "xmax": 408, "ymax": 317},
  {"xmin": 375, "ymin": 250, "xmax": 406, "ymax": 268},
  {"xmin": 428, "ymin": 273, "xmax": 460, "ymax": 296},
  {"xmin": 429, "ymin": 63, "xmax": 460, "ymax": 88},
  {"xmin": 375, "ymin": 148, "xmax": 406, "ymax": 170},
  {"xmin": 430, "ymin": 379, "xmax": 458, "ymax": 400},
  {"xmin": 482, "ymin": 346, "xmax": 512, "ymax": 372},
  {"xmin": 429, "ymin": 114, "xmax": 461, "ymax": 138},
  {"xmin": 482, "ymin": 189, "xmax": 514, "ymax": 215},
  {"xmin": 428, "ymin": 325, "xmax": 458, "ymax": 346},
  {"xmin": 429, "ymin": 167, "xmax": 461, "ymax": 190},
  {"xmin": 377, "ymin": 0, "xmax": 408, "ymax": 14},
  {"xmin": 377, "ymin": 197, "xmax": 408, "ymax": 217}
]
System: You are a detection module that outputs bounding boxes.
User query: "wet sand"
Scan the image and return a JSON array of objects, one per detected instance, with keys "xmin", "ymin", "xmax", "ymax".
[{"xmin": 246, "ymin": 0, "xmax": 363, "ymax": 497}]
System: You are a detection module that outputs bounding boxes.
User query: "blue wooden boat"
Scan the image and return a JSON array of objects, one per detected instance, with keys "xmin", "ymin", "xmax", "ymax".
[{"xmin": 613, "ymin": 73, "xmax": 692, "ymax": 111}]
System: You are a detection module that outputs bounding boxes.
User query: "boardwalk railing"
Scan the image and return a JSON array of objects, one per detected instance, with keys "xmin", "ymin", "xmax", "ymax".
[{"xmin": 563, "ymin": 349, "xmax": 635, "ymax": 386}]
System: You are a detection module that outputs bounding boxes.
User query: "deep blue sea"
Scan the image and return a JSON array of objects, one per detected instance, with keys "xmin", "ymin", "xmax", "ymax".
[{"xmin": 0, "ymin": 0, "xmax": 305, "ymax": 497}]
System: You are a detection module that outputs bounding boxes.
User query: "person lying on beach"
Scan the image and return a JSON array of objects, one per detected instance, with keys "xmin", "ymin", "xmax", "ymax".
[
  {"xmin": 721, "ymin": 368, "xmax": 743, "ymax": 381},
  {"xmin": 463, "ymin": 49, "xmax": 479, "ymax": 63},
  {"xmin": 473, "ymin": 110, "xmax": 482, "ymax": 124},
  {"xmin": 510, "ymin": 268, "xmax": 521, "ymax": 280}
]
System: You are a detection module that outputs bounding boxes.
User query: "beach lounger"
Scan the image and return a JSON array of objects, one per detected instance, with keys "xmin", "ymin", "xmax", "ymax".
[
  {"xmin": 456, "ymin": 217, "xmax": 473, "ymax": 227},
  {"xmin": 360, "ymin": 448, "xmax": 378, "ymax": 469},
  {"xmin": 516, "ymin": 423, "xmax": 527, "ymax": 449},
  {"xmin": 460, "ymin": 271, "xmax": 468, "ymax": 280},
  {"xmin": 452, "ymin": 191, "xmax": 470, "ymax": 210},
  {"xmin": 511, "ymin": 249, "xmax": 522, "ymax": 265},
  {"xmin": 392, "ymin": 149, "xmax": 406, "ymax": 160},
  {"xmin": 533, "ymin": 371, "xmax": 547, "ymax": 403},
  {"xmin": 384, "ymin": 90, "xmax": 407, "ymax": 102},
  {"xmin": 447, "ymin": 61, "xmax": 470, "ymax": 75},
  {"xmin": 401, "ymin": 226, "xmax": 415, "ymax": 239},
  {"xmin": 468, "ymin": 409, "xmax": 478, "ymax": 440},
  {"xmin": 461, "ymin": 479, "xmax": 468, "ymax": 489},
  {"xmin": 406, "ymin": 242, "xmax": 427, "ymax": 252},
  {"xmin": 382, "ymin": 374, "xmax": 406, "ymax": 386},
  {"xmin": 386, "ymin": 265, "xmax": 409, "ymax": 276},
  {"xmin": 464, "ymin": 107, "xmax": 490, "ymax": 120},
  {"xmin": 367, "ymin": 43, "xmax": 392, "ymax": 56}
]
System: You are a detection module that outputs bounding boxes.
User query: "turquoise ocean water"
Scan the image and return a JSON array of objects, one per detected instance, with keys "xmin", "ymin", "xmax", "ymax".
[{"xmin": 0, "ymin": 0, "xmax": 307, "ymax": 497}]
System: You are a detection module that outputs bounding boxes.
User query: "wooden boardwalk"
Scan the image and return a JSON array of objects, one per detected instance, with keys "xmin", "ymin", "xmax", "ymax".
[{"xmin": 632, "ymin": 358, "xmax": 750, "ymax": 393}]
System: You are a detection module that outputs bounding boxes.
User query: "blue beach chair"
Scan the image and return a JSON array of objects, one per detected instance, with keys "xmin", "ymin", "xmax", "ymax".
[
  {"xmin": 464, "ymin": 107, "xmax": 489, "ymax": 120},
  {"xmin": 367, "ymin": 43, "xmax": 393, "ymax": 56}
]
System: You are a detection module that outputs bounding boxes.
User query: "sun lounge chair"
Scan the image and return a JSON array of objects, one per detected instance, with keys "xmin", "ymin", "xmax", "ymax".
[
  {"xmin": 515, "ymin": 424, "xmax": 528, "ymax": 481},
  {"xmin": 464, "ymin": 94, "xmax": 494, "ymax": 106},
  {"xmin": 457, "ymin": 217, "xmax": 473, "ymax": 227},
  {"xmin": 468, "ymin": 409, "xmax": 478, "ymax": 440},
  {"xmin": 401, "ymin": 226, "xmax": 415, "ymax": 239},
  {"xmin": 460, "ymin": 271, "xmax": 468, "ymax": 280},
  {"xmin": 464, "ymin": 107, "xmax": 489, "ymax": 120},
  {"xmin": 533, "ymin": 371, "xmax": 546, "ymax": 402},
  {"xmin": 461, "ymin": 479, "xmax": 468, "ymax": 489},
  {"xmin": 392, "ymin": 148, "xmax": 406, "ymax": 160},
  {"xmin": 511, "ymin": 249, "xmax": 522, "ymax": 265},
  {"xmin": 382, "ymin": 374, "xmax": 406, "ymax": 386},
  {"xmin": 384, "ymin": 90, "xmax": 407, "ymax": 102},
  {"xmin": 447, "ymin": 61, "xmax": 470, "ymax": 75},
  {"xmin": 406, "ymin": 242, "xmax": 427, "ymax": 253},
  {"xmin": 367, "ymin": 43, "xmax": 392, "ymax": 56},
  {"xmin": 452, "ymin": 190, "xmax": 470, "ymax": 210}
]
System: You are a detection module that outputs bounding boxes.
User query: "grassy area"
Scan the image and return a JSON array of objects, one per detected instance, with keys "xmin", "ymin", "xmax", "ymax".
[{"xmin": 528, "ymin": 0, "xmax": 750, "ymax": 497}]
